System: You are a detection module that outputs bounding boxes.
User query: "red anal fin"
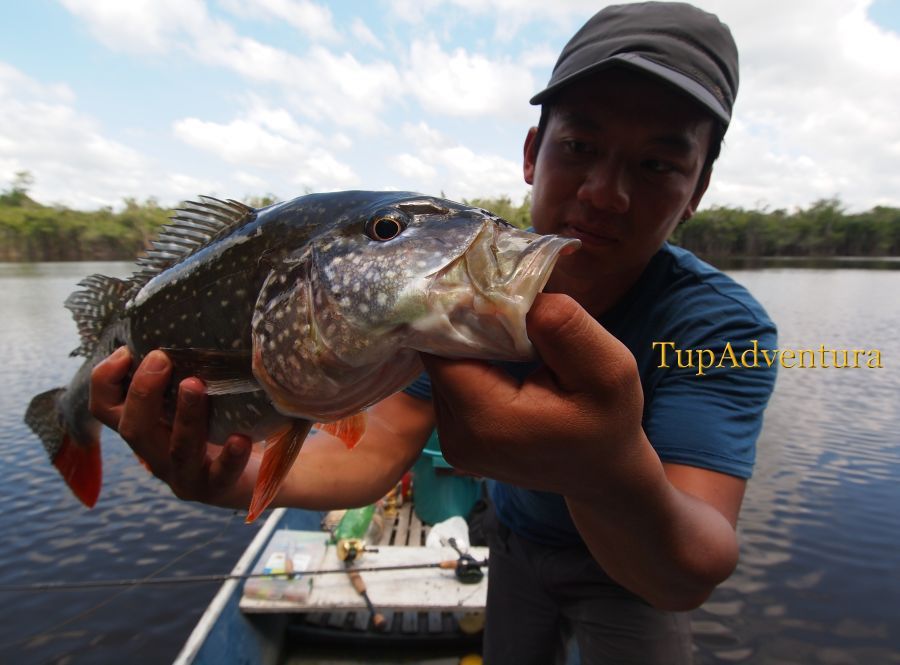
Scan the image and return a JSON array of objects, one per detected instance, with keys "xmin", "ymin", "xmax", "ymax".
[
  {"xmin": 53, "ymin": 435, "xmax": 102, "ymax": 508},
  {"xmin": 247, "ymin": 420, "xmax": 313, "ymax": 523},
  {"xmin": 316, "ymin": 412, "xmax": 367, "ymax": 449}
]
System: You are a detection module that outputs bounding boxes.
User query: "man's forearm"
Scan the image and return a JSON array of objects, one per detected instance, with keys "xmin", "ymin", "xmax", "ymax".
[{"xmin": 566, "ymin": 433, "xmax": 740, "ymax": 611}]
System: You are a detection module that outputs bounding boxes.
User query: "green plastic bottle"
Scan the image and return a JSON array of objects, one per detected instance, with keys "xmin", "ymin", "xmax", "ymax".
[{"xmin": 332, "ymin": 504, "xmax": 376, "ymax": 542}]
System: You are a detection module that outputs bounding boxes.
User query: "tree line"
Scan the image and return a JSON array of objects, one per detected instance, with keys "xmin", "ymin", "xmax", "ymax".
[{"xmin": 2, "ymin": 173, "xmax": 898, "ymax": 261}]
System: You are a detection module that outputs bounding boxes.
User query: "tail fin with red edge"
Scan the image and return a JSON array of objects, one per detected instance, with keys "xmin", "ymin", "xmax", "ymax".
[{"xmin": 25, "ymin": 387, "xmax": 102, "ymax": 508}]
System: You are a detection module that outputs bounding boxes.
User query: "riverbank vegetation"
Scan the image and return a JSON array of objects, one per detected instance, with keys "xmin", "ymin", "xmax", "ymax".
[{"xmin": 2, "ymin": 173, "xmax": 898, "ymax": 261}]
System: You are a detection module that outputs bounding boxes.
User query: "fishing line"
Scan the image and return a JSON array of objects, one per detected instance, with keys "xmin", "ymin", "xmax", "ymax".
[
  {"xmin": 0, "ymin": 558, "xmax": 490, "ymax": 592},
  {"xmin": 0, "ymin": 510, "xmax": 241, "ymax": 652}
]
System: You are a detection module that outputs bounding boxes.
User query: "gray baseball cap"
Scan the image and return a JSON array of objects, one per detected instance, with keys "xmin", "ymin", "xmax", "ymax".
[{"xmin": 530, "ymin": 2, "xmax": 739, "ymax": 125}]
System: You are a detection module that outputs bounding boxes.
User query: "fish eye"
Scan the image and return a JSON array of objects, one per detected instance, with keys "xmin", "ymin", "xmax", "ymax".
[{"xmin": 366, "ymin": 214, "xmax": 407, "ymax": 242}]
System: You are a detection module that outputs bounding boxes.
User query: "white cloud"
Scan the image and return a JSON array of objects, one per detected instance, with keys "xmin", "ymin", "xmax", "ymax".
[
  {"xmin": 395, "ymin": 122, "xmax": 526, "ymax": 202},
  {"xmin": 350, "ymin": 18, "xmax": 382, "ymax": 50},
  {"xmin": 284, "ymin": 47, "xmax": 403, "ymax": 131},
  {"xmin": 164, "ymin": 172, "xmax": 225, "ymax": 200},
  {"xmin": 389, "ymin": 153, "xmax": 438, "ymax": 180},
  {"xmin": 61, "ymin": 0, "xmax": 402, "ymax": 131},
  {"xmin": 218, "ymin": 0, "xmax": 341, "ymax": 42},
  {"xmin": 24, "ymin": 0, "xmax": 900, "ymax": 211},
  {"xmin": 698, "ymin": 0, "xmax": 900, "ymax": 210},
  {"xmin": 59, "ymin": 0, "xmax": 209, "ymax": 54},
  {"xmin": 173, "ymin": 101, "xmax": 359, "ymax": 191},
  {"xmin": 0, "ymin": 62, "xmax": 150, "ymax": 208},
  {"xmin": 405, "ymin": 39, "xmax": 535, "ymax": 119}
]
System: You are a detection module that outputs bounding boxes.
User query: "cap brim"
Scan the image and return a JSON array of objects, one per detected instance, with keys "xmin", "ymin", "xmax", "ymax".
[{"xmin": 530, "ymin": 53, "xmax": 731, "ymax": 125}]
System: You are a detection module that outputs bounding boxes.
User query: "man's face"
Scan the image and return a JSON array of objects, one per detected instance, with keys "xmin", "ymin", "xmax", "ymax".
[{"xmin": 525, "ymin": 67, "xmax": 714, "ymax": 284}]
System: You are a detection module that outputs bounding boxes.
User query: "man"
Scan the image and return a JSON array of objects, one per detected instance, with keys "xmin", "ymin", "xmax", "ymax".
[{"xmin": 90, "ymin": 3, "xmax": 777, "ymax": 663}]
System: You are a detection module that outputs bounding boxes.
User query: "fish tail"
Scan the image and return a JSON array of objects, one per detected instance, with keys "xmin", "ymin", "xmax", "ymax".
[
  {"xmin": 246, "ymin": 419, "xmax": 313, "ymax": 523},
  {"xmin": 25, "ymin": 387, "xmax": 103, "ymax": 508}
]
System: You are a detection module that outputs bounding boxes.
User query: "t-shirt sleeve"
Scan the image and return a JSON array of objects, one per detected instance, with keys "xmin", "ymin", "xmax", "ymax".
[
  {"xmin": 643, "ymin": 303, "xmax": 778, "ymax": 479},
  {"xmin": 403, "ymin": 371, "xmax": 433, "ymax": 401}
]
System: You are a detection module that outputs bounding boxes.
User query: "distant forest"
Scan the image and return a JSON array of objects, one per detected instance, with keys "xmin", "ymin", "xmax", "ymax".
[{"xmin": 2, "ymin": 172, "xmax": 899, "ymax": 261}]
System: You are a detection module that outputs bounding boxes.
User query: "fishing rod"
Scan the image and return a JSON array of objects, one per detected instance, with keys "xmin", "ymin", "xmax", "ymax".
[{"xmin": 0, "ymin": 557, "xmax": 490, "ymax": 593}]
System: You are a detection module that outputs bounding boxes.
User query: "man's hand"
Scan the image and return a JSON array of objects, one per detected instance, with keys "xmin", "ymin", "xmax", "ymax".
[
  {"xmin": 90, "ymin": 348, "xmax": 256, "ymax": 508},
  {"xmin": 422, "ymin": 292, "xmax": 743, "ymax": 610},
  {"xmin": 421, "ymin": 292, "xmax": 649, "ymax": 497}
]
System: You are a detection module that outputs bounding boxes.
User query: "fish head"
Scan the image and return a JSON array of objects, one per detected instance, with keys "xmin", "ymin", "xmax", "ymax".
[{"xmin": 251, "ymin": 193, "xmax": 580, "ymax": 420}]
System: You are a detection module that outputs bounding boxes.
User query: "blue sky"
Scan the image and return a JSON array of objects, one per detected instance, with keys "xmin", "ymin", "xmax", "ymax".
[{"xmin": 1, "ymin": 0, "xmax": 899, "ymax": 212}]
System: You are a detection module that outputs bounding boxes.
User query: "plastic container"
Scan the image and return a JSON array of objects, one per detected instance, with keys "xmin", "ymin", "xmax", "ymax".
[{"xmin": 412, "ymin": 430, "xmax": 483, "ymax": 525}]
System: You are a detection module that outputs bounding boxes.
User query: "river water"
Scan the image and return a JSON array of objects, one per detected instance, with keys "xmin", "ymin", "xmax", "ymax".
[{"xmin": 0, "ymin": 261, "xmax": 898, "ymax": 664}]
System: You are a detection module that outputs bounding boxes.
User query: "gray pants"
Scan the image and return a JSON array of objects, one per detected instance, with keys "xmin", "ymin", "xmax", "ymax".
[{"xmin": 482, "ymin": 506, "xmax": 693, "ymax": 665}]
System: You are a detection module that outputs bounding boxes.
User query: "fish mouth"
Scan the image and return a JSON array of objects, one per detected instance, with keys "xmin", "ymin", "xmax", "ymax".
[{"xmin": 415, "ymin": 222, "xmax": 580, "ymax": 360}]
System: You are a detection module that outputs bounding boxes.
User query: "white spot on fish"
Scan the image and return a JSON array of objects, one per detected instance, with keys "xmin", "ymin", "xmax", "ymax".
[
  {"xmin": 359, "ymin": 303, "xmax": 369, "ymax": 314},
  {"xmin": 340, "ymin": 297, "xmax": 351, "ymax": 308},
  {"xmin": 377, "ymin": 293, "xmax": 387, "ymax": 306},
  {"xmin": 221, "ymin": 300, "xmax": 229, "ymax": 308}
]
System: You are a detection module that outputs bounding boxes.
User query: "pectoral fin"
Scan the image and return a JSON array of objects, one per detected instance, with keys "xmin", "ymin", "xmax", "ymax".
[{"xmin": 160, "ymin": 347, "xmax": 260, "ymax": 394}]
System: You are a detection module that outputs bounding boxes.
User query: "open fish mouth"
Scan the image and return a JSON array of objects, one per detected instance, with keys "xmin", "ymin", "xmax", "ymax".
[{"xmin": 414, "ymin": 222, "xmax": 581, "ymax": 360}]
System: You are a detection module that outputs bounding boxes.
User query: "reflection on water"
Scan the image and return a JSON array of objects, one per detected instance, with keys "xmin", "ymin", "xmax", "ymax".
[
  {"xmin": 692, "ymin": 268, "xmax": 900, "ymax": 664},
  {"xmin": 1, "ymin": 263, "xmax": 899, "ymax": 663},
  {"xmin": 0, "ymin": 263, "xmax": 261, "ymax": 664}
]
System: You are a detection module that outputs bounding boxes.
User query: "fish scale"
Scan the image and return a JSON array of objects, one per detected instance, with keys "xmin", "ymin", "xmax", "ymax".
[{"xmin": 25, "ymin": 190, "xmax": 580, "ymax": 522}]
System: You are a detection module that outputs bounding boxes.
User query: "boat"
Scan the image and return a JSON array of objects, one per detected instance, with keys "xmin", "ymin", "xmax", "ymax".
[{"xmin": 174, "ymin": 460, "xmax": 488, "ymax": 665}]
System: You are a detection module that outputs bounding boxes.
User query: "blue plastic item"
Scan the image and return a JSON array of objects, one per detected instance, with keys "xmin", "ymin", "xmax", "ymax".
[{"xmin": 412, "ymin": 430, "xmax": 483, "ymax": 525}]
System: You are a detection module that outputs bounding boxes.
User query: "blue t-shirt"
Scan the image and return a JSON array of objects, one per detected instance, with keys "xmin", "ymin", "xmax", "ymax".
[{"xmin": 405, "ymin": 243, "xmax": 777, "ymax": 546}]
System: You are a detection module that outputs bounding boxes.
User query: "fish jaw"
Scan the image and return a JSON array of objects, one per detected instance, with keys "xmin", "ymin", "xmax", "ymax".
[{"xmin": 411, "ymin": 222, "xmax": 581, "ymax": 359}]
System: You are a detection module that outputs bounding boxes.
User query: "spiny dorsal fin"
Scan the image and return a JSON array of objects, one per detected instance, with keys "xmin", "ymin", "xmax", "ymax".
[
  {"xmin": 64, "ymin": 274, "xmax": 131, "ymax": 357},
  {"xmin": 129, "ymin": 196, "xmax": 255, "ymax": 293}
]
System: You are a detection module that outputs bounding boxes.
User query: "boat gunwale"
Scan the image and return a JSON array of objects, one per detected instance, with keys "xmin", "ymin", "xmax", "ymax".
[{"xmin": 173, "ymin": 507, "xmax": 288, "ymax": 665}]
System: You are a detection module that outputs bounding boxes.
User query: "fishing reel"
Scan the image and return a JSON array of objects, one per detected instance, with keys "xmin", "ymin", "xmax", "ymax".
[
  {"xmin": 447, "ymin": 537, "xmax": 485, "ymax": 585},
  {"xmin": 336, "ymin": 537, "xmax": 378, "ymax": 563}
]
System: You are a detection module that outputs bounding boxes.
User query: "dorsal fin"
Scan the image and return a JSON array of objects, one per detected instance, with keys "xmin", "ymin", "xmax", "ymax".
[
  {"xmin": 64, "ymin": 274, "xmax": 131, "ymax": 357},
  {"xmin": 129, "ymin": 196, "xmax": 255, "ymax": 292}
]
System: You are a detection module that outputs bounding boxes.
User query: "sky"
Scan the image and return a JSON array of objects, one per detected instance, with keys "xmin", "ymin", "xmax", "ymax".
[{"xmin": 1, "ymin": 0, "xmax": 899, "ymax": 213}]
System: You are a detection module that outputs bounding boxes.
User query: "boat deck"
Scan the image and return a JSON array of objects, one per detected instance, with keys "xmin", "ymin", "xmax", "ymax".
[
  {"xmin": 241, "ymin": 502, "xmax": 487, "ymax": 649},
  {"xmin": 176, "ymin": 504, "xmax": 486, "ymax": 664}
]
